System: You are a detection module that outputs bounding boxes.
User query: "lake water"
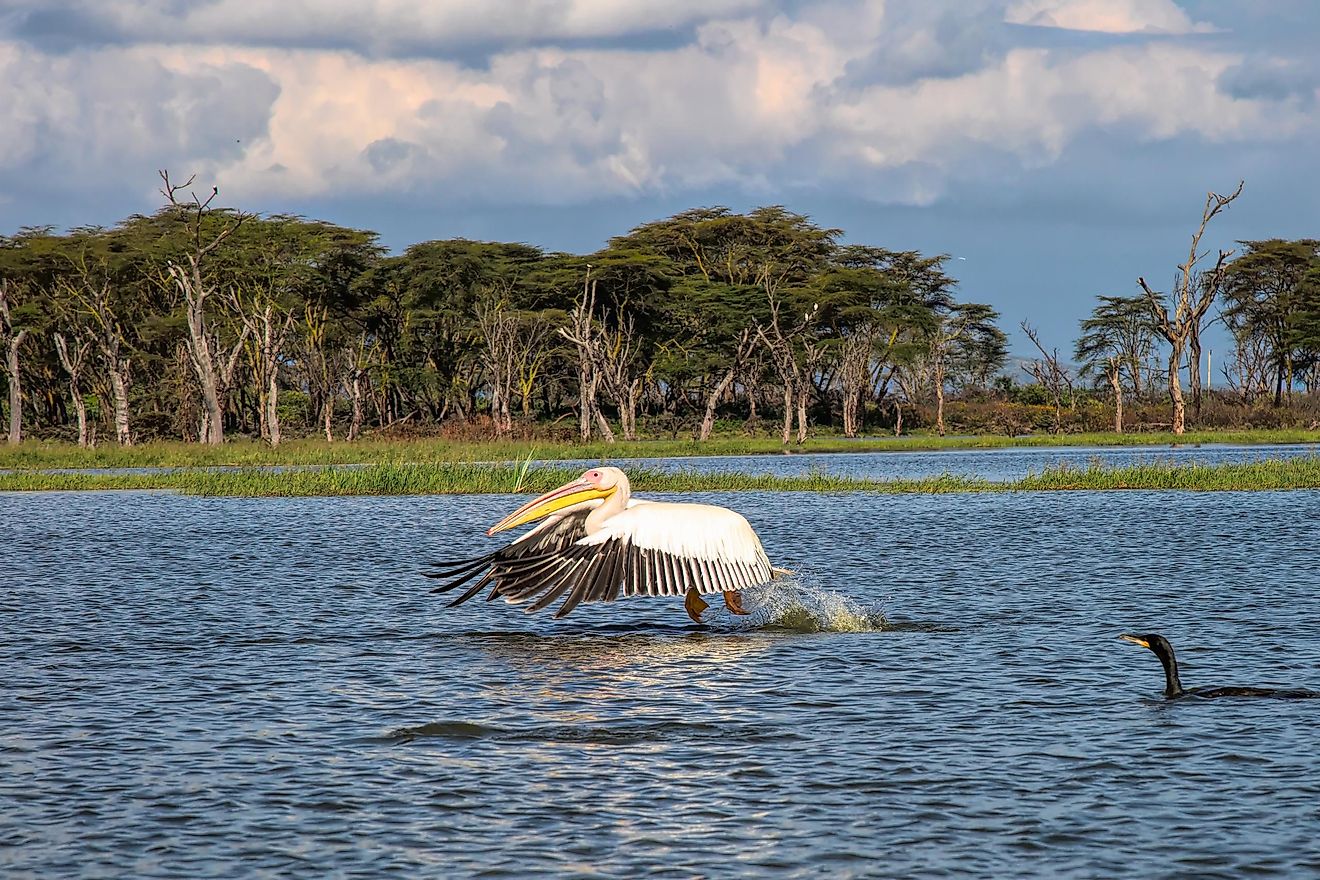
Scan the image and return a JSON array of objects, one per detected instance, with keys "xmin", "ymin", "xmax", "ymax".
[
  {"xmin": 5, "ymin": 473, "xmax": 1320, "ymax": 877},
  {"xmin": 569, "ymin": 441, "xmax": 1320, "ymax": 482}
]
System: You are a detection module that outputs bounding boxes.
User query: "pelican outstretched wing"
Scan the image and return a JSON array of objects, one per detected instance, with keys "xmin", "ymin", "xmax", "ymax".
[{"xmin": 426, "ymin": 501, "xmax": 774, "ymax": 619}]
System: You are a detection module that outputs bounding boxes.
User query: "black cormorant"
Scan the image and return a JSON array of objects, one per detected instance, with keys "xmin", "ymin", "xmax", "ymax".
[{"xmin": 1119, "ymin": 633, "xmax": 1320, "ymax": 700}]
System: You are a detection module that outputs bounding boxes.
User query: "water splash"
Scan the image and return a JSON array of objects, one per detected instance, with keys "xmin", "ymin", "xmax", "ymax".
[{"xmin": 704, "ymin": 575, "xmax": 888, "ymax": 633}]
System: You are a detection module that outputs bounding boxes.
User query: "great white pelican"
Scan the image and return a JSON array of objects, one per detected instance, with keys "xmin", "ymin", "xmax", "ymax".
[{"xmin": 427, "ymin": 466, "xmax": 782, "ymax": 621}]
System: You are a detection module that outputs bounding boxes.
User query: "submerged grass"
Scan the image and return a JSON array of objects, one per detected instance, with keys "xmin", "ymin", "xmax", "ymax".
[
  {"xmin": 3, "ymin": 456, "xmax": 1319, "ymax": 496},
  {"xmin": 2, "ymin": 427, "xmax": 1318, "ymax": 471}
]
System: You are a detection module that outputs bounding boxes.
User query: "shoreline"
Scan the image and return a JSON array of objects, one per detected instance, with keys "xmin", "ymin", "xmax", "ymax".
[
  {"xmin": 3, "ymin": 457, "xmax": 1318, "ymax": 497},
  {"xmin": 2, "ymin": 428, "xmax": 1319, "ymax": 471}
]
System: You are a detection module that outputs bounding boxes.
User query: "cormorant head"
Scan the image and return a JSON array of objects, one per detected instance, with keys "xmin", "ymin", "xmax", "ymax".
[
  {"xmin": 1119, "ymin": 633, "xmax": 1173, "ymax": 657},
  {"xmin": 1120, "ymin": 632, "xmax": 1183, "ymax": 697}
]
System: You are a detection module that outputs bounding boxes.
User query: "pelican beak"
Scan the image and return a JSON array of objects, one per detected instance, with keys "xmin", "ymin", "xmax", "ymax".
[
  {"xmin": 488, "ymin": 479, "xmax": 615, "ymax": 536},
  {"xmin": 1119, "ymin": 634, "xmax": 1150, "ymax": 648}
]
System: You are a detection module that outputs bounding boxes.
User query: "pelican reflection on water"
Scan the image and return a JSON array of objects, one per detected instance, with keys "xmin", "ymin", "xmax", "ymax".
[{"xmin": 428, "ymin": 467, "xmax": 789, "ymax": 622}]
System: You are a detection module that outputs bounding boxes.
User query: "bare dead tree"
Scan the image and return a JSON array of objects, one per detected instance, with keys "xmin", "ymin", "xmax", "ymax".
[
  {"xmin": 1022, "ymin": 321, "xmax": 1074, "ymax": 435},
  {"xmin": 1220, "ymin": 331, "xmax": 1272, "ymax": 404},
  {"xmin": 54, "ymin": 333, "xmax": 92, "ymax": 447},
  {"xmin": 838, "ymin": 325, "xmax": 877, "ymax": 438},
  {"xmin": 477, "ymin": 297, "xmax": 520, "ymax": 438},
  {"xmin": 514, "ymin": 320, "xmax": 552, "ymax": 421},
  {"xmin": 757, "ymin": 297, "xmax": 819, "ymax": 445},
  {"xmin": 345, "ymin": 331, "xmax": 376, "ymax": 442},
  {"xmin": 226, "ymin": 285, "xmax": 296, "ymax": 446},
  {"xmin": 559, "ymin": 268, "xmax": 614, "ymax": 443},
  {"xmin": 1138, "ymin": 181, "xmax": 1243, "ymax": 434},
  {"xmin": 0, "ymin": 279, "xmax": 29, "ymax": 445},
  {"xmin": 56, "ymin": 268, "xmax": 134, "ymax": 445},
  {"xmin": 595, "ymin": 311, "xmax": 644, "ymax": 441},
  {"xmin": 300, "ymin": 301, "xmax": 337, "ymax": 441},
  {"xmin": 159, "ymin": 170, "xmax": 250, "ymax": 444}
]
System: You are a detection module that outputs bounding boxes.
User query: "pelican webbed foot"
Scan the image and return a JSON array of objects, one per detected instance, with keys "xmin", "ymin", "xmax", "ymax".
[
  {"xmin": 723, "ymin": 590, "xmax": 749, "ymax": 616},
  {"xmin": 684, "ymin": 588, "xmax": 710, "ymax": 623}
]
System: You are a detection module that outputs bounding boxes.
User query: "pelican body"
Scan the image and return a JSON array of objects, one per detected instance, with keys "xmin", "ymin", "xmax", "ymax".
[{"xmin": 427, "ymin": 467, "xmax": 779, "ymax": 621}]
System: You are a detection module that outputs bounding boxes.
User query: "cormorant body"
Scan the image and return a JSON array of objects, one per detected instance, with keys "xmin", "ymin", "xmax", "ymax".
[{"xmin": 1119, "ymin": 633, "xmax": 1320, "ymax": 700}]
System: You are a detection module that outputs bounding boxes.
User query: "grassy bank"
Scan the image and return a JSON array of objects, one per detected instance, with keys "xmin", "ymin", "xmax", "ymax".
[
  {"xmin": 2, "ymin": 428, "xmax": 1318, "ymax": 470},
  {"xmin": 3, "ymin": 457, "xmax": 1318, "ymax": 496}
]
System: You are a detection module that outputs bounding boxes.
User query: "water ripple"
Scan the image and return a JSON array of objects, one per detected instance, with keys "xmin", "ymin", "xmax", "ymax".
[{"xmin": 5, "ymin": 486, "xmax": 1320, "ymax": 878}]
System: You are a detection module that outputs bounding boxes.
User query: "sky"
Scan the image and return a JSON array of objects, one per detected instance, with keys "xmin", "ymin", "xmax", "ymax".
[{"xmin": 3, "ymin": 0, "xmax": 1319, "ymax": 360}]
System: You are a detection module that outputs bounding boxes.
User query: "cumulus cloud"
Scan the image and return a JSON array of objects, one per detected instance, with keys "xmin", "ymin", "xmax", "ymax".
[
  {"xmin": 1004, "ymin": 0, "xmax": 1216, "ymax": 34},
  {"xmin": 5, "ymin": 0, "xmax": 768, "ymax": 55},
  {"xmin": 0, "ymin": 41, "xmax": 278, "ymax": 182},
  {"xmin": 0, "ymin": 0, "xmax": 1316, "ymax": 219}
]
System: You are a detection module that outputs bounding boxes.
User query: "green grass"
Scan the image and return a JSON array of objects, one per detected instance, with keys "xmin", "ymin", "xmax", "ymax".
[
  {"xmin": 1, "ymin": 427, "xmax": 1318, "ymax": 471},
  {"xmin": 3, "ymin": 457, "xmax": 1318, "ymax": 496},
  {"xmin": 1017, "ymin": 457, "xmax": 1320, "ymax": 491}
]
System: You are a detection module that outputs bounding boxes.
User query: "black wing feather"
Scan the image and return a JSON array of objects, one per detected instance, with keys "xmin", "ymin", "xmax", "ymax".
[{"xmin": 426, "ymin": 509, "xmax": 775, "ymax": 618}]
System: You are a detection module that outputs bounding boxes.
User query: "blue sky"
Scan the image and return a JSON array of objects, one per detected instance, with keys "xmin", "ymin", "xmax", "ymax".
[{"xmin": 2, "ymin": 0, "xmax": 1318, "ymax": 359}]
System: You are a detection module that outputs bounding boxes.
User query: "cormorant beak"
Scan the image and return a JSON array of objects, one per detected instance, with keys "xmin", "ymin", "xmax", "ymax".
[
  {"xmin": 488, "ymin": 479, "xmax": 615, "ymax": 536},
  {"xmin": 1119, "ymin": 634, "xmax": 1150, "ymax": 648}
]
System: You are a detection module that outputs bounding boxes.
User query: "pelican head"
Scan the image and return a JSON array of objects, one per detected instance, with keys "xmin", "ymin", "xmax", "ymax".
[{"xmin": 488, "ymin": 466, "xmax": 630, "ymax": 536}]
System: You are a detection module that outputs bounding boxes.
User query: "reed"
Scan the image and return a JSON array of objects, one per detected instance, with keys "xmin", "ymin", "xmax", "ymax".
[
  {"xmin": 4, "ymin": 456, "xmax": 1319, "ymax": 496},
  {"xmin": 1, "ymin": 428, "xmax": 1317, "ymax": 471}
]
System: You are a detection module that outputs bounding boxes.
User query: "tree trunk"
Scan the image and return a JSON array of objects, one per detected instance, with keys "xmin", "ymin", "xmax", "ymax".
[
  {"xmin": 54, "ymin": 334, "xmax": 89, "ymax": 448},
  {"xmin": 894, "ymin": 402, "xmax": 904, "ymax": 436},
  {"xmin": 266, "ymin": 368, "xmax": 282, "ymax": 447},
  {"xmin": 100, "ymin": 336, "xmax": 133, "ymax": 446},
  {"xmin": 780, "ymin": 384, "xmax": 793, "ymax": 445},
  {"xmin": 578, "ymin": 370, "xmax": 590, "ymax": 441},
  {"xmin": 621, "ymin": 380, "xmax": 639, "ymax": 441},
  {"xmin": 6, "ymin": 329, "xmax": 27, "ymax": 446},
  {"xmin": 1188, "ymin": 324, "xmax": 1203, "ymax": 422},
  {"xmin": 347, "ymin": 371, "xmax": 364, "ymax": 442},
  {"xmin": 700, "ymin": 367, "xmax": 736, "ymax": 442},
  {"xmin": 1168, "ymin": 348, "xmax": 1186, "ymax": 435},
  {"xmin": 71, "ymin": 390, "xmax": 89, "ymax": 447},
  {"xmin": 1110, "ymin": 362, "xmax": 1124, "ymax": 434},
  {"xmin": 934, "ymin": 361, "xmax": 947, "ymax": 437},
  {"xmin": 594, "ymin": 408, "xmax": 615, "ymax": 443},
  {"xmin": 795, "ymin": 381, "xmax": 809, "ymax": 444}
]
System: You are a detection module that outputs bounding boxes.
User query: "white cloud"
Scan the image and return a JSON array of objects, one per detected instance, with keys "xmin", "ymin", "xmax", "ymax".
[
  {"xmin": 5, "ymin": 0, "xmax": 770, "ymax": 53},
  {"xmin": 0, "ymin": 41, "xmax": 278, "ymax": 181},
  {"xmin": 1004, "ymin": 0, "xmax": 1216, "ymax": 35},
  {"xmin": 0, "ymin": 0, "xmax": 1312, "ymax": 215}
]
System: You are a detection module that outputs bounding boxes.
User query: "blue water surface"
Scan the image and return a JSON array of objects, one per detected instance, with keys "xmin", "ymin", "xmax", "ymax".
[{"xmin": 4, "ymin": 477, "xmax": 1320, "ymax": 878}]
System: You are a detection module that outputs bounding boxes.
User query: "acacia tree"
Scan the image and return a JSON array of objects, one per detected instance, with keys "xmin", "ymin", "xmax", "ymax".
[
  {"xmin": 1075, "ymin": 295, "xmax": 1158, "ymax": 432},
  {"xmin": 926, "ymin": 303, "xmax": 1001, "ymax": 436},
  {"xmin": 1138, "ymin": 181, "xmax": 1243, "ymax": 434},
  {"xmin": 1221, "ymin": 239, "xmax": 1320, "ymax": 406}
]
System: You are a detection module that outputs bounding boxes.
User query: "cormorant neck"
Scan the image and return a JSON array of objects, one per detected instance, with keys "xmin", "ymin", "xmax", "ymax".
[{"xmin": 1154, "ymin": 644, "xmax": 1185, "ymax": 698}]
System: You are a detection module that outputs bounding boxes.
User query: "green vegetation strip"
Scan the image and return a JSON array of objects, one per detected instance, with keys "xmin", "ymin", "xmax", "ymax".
[
  {"xmin": 1, "ymin": 428, "xmax": 1319, "ymax": 471},
  {"xmin": 3, "ymin": 457, "xmax": 1319, "ymax": 496}
]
